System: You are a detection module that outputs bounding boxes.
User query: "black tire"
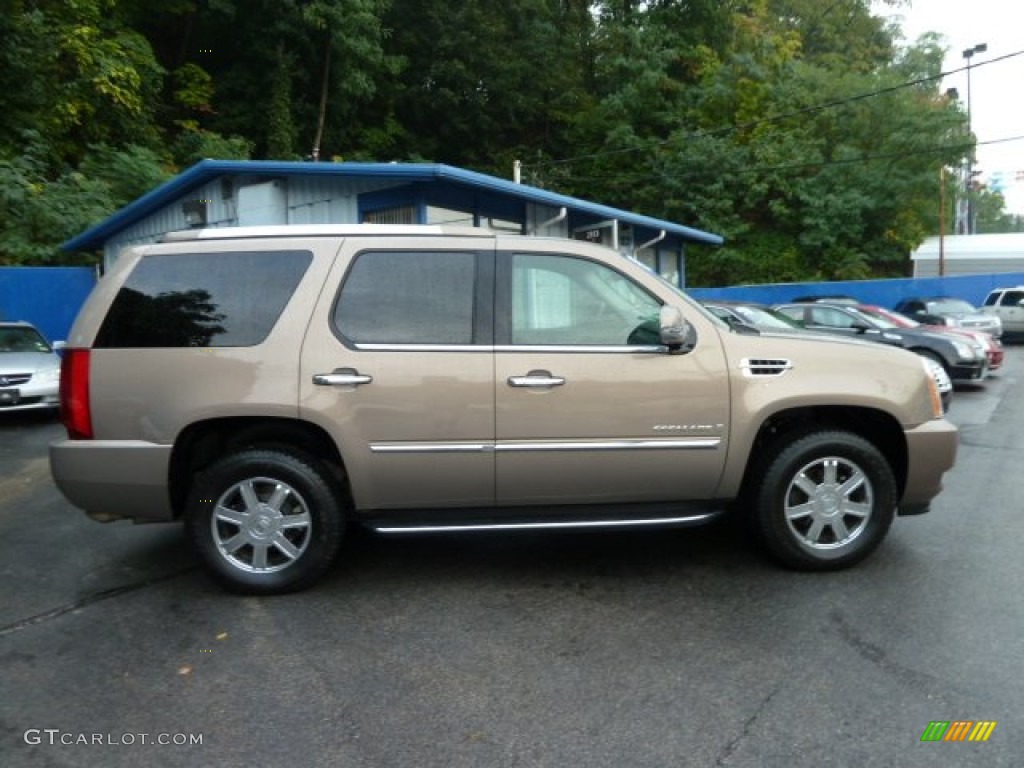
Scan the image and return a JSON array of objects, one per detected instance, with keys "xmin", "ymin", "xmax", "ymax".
[
  {"xmin": 185, "ymin": 449, "xmax": 346, "ymax": 594},
  {"xmin": 753, "ymin": 431, "xmax": 896, "ymax": 571}
]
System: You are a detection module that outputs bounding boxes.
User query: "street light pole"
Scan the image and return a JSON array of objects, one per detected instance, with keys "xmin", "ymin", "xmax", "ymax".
[{"xmin": 963, "ymin": 42, "xmax": 987, "ymax": 234}]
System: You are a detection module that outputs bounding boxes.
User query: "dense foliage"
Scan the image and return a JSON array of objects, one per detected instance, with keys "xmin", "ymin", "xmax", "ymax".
[{"xmin": 0, "ymin": 0, "xmax": 1015, "ymax": 281}]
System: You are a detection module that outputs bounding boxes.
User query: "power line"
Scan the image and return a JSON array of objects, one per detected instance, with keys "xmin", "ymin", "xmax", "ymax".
[
  {"xmin": 526, "ymin": 49, "xmax": 1024, "ymax": 173},
  {"xmin": 556, "ymin": 134, "xmax": 1024, "ymax": 187}
]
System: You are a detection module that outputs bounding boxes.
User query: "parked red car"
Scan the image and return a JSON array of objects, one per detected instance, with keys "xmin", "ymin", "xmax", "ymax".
[{"xmin": 858, "ymin": 305, "xmax": 1003, "ymax": 373}]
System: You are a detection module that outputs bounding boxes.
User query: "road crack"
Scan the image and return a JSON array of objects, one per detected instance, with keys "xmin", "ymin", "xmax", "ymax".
[
  {"xmin": 0, "ymin": 567, "xmax": 195, "ymax": 637},
  {"xmin": 713, "ymin": 684, "xmax": 781, "ymax": 766}
]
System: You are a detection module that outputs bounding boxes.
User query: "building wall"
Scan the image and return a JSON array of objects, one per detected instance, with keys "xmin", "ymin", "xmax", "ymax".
[{"xmin": 911, "ymin": 233, "xmax": 1024, "ymax": 277}]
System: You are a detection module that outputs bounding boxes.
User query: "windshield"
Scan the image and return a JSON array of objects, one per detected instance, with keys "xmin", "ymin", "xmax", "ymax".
[
  {"xmin": 0, "ymin": 326, "xmax": 52, "ymax": 353},
  {"xmin": 731, "ymin": 305, "xmax": 801, "ymax": 330},
  {"xmin": 860, "ymin": 307, "xmax": 920, "ymax": 328},
  {"xmin": 928, "ymin": 298, "xmax": 975, "ymax": 314},
  {"xmin": 845, "ymin": 307, "xmax": 898, "ymax": 329}
]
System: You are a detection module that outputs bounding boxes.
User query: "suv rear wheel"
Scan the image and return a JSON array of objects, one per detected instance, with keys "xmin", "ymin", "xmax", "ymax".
[
  {"xmin": 754, "ymin": 431, "xmax": 896, "ymax": 570},
  {"xmin": 185, "ymin": 449, "xmax": 345, "ymax": 594}
]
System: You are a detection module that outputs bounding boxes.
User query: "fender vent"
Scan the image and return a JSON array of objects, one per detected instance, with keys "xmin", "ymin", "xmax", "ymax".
[{"xmin": 740, "ymin": 358, "xmax": 792, "ymax": 377}]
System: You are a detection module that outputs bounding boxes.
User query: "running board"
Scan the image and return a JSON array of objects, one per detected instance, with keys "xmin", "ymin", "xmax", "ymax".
[{"xmin": 366, "ymin": 511, "xmax": 720, "ymax": 535}]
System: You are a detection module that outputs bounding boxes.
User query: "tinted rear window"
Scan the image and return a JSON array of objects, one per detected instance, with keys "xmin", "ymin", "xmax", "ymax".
[{"xmin": 95, "ymin": 250, "xmax": 312, "ymax": 348}]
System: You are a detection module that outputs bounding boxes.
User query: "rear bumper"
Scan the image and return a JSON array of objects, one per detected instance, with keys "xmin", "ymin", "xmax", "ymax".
[
  {"xmin": 49, "ymin": 440, "xmax": 175, "ymax": 522},
  {"xmin": 898, "ymin": 419, "xmax": 958, "ymax": 514}
]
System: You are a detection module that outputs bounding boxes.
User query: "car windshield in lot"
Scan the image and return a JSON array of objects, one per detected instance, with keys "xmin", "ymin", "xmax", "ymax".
[
  {"xmin": 730, "ymin": 305, "xmax": 803, "ymax": 330},
  {"xmin": 0, "ymin": 326, "xmax": 52, "ymax": 353},
  {"xmin": 845, "ymin": 307, "xmax": 899, "ymax": 329},
  {"xmin": 928, "ymin": 298, "xmax": 977, "ymax": 314},
  {"xmin": 858, "ymin": 307, "xmax": 921, "ymax": 328}
]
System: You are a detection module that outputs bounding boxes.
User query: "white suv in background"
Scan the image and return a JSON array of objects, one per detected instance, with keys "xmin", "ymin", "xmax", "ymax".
[{"xmin": 981, "ymin": 287, "xmax": 1024, "ymax": 340}]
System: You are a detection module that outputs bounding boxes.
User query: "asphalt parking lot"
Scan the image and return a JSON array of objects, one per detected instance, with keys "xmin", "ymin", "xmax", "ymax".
[{"xmin": 2, "ymin": 353, "xmax": 1023, "ymax": 767}]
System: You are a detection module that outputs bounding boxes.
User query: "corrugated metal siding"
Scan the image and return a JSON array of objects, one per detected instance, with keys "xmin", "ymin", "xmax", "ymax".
[
  {"xmin": 287, "ymin": 177, "xmax": 393, "ymax": 223},
  {"xmin": 102, "ymin": 181, "xmax": 233, "ymax": 269}
]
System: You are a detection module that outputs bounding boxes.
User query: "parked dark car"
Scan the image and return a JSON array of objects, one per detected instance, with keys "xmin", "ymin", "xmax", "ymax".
[
  {"xmin": 774, "ymin": 302, "xmax": 988, "ymax": 381},
  {"xmin": 857, "ymin": 304, "xmax": 1003, "ymax": 374},
  {"xmin": 893, "ymin": 296, "xmax": 1002, "ymax": 338}
]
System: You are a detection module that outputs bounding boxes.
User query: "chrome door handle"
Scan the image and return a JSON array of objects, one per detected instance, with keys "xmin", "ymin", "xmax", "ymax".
[
  {"xmin": 507, "ymin": 370, "xmax": 565, "ymax": 388},
  {"xmin": 313, "ymin": 368, "xmax": 373, "ymax": 386}
]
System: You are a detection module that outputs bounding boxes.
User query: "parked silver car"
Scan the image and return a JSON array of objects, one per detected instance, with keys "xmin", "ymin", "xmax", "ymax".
[
  {"xmin": 893, "ymin": 296, "xmax": 1002, "ymax": 338},
  {"xmin": 0, "ymin": 322, "xmax": 61, "ymax": 412}
]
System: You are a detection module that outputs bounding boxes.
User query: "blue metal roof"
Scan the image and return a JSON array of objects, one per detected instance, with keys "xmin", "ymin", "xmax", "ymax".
[{"xmin": 61, "ymin": 160, "xmax": 723, "ymax": 251}]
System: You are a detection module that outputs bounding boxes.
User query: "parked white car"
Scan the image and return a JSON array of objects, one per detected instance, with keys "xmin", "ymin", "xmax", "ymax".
[
  {"xmin": 0, "ymin": 322, "xmax": 61, "ymax": 413},
  {"xmin": 981, "ymin": 287, "xmax": 1024, "ymax": 340}
]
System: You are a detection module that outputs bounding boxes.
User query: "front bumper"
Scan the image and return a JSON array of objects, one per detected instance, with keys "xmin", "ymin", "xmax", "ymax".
[
  {"xmin": 948, "ymin": 359, "xmax": 987, "ymax": 381},
  {"xmin": 49, "ymin": 440, "xmax": 175, "ymax": 522},
  {"xmin": 897, "ymin": 418, "xmax": 958, "ymax": 515},
  {"xmin": 0, "ymin": 380, "xmax": 59, "ymax": 412}
]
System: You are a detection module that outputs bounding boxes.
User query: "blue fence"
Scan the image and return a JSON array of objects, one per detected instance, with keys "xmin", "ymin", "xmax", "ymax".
[
  {"xmin": 686, "ymin": 272, "xmax": 1024, "ymax": 310},
  {"xmin": 0, "ymin": 267, "xmax": 97, "ymax": 344}
]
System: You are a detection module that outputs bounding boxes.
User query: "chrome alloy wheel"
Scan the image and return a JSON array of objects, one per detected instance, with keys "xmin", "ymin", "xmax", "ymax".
[
  {"xmin": 211, "ymin": 476, "xmax": 313, "ymax": 573},
  {"xmin": 783, "ymin": 456, "xmax": 873, "ymax": 551}
]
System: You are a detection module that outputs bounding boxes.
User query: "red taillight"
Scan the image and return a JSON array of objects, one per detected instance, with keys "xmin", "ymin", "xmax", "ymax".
[{"xmin": 60, "ymin": 349, "xmax": 93, "ymax": 439}]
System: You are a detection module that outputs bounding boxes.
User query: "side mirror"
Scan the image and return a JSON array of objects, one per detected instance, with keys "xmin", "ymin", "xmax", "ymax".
[{"xmin": 659, "ymin": 305, "xmax": 692, "ymax": 351}]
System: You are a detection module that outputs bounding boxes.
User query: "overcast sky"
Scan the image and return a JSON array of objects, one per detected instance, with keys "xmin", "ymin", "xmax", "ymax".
[{"xmin": 877, "ymin": 0, "xmax": 1024, "ymax": 212}]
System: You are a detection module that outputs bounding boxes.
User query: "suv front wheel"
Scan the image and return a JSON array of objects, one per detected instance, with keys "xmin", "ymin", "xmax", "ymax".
[
  {"xmin": 185, "ymin": 449, "xmax": 346, "ymax": 594},
  {"xmin": 754, "ymin": 431, "xmax": 896, "ymax": 570}
]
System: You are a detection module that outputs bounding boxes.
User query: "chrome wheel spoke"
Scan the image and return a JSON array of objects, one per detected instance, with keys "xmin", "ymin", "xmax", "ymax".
[
  {"xmin": 838, "ymin": 471, "xmax": 866, "ymax": 498},
  {"xmin": 793, "ymin": 472, "xmax": 819, "ymax": 498},
  {"xmin": 786, "ymin": 501, "xmax": 815, "ymax": 521},
  {"xmin": 222, "ymin": 531, "xmax": 249, "ymax": 553},
  {"xmin": 272, "ymin": 534, "xmax": 302, "ymax": 561},
  {"xmin": 215, "ymin": 505, "xmax": 248, "ymax": 527},
  {"xmin": 279, "ymin": 511, "xmax": 311, "ymax": 529},
  {"xmin": 829, "ymin": 517, "xmax": 850, "ymax": 542},
  {"xmin": 842, "ymin": 500, "xmax": 872, "ymax": 519},
  {"xmin": 805, "ymin": 519, "xmax": 826, "ymax": 544},
  {"xmin": 267, "ymin": 483, "xmax": 291, "ymax": 512},
  {"xmin": 251, "ymin": 543, "xmax": 269, "ymax": 570},
  {"xmin": 238, "ymin": 480, "xmax": 261, "ymax": 512}
]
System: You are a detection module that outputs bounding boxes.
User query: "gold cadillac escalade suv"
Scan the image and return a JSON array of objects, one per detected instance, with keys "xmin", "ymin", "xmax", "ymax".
[{"xmin": 50, "ymin": 225, "xmax": 958, "ymax": 593}]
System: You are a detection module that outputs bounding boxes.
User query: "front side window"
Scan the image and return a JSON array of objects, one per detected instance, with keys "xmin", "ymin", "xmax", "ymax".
[
  {"xmin": 95, "ymin": 250, "xmax": 312, "ymax": 348},
  {"xmin": 1002, "ymin": 290, "xmax": 1024, "ymax": 307},
  {"xmin": 509, "ymin": 253, "xmax": 661, "ymax": 345},
  {"xmin": 335, "ymin": 251, "xmax": 477, "ymax": 344}
]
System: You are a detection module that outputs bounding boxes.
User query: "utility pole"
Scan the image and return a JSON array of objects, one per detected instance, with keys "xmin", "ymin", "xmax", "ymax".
[{"xmin": 963, "ymin": 43, "xmax": 987, "ymax": 234}]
